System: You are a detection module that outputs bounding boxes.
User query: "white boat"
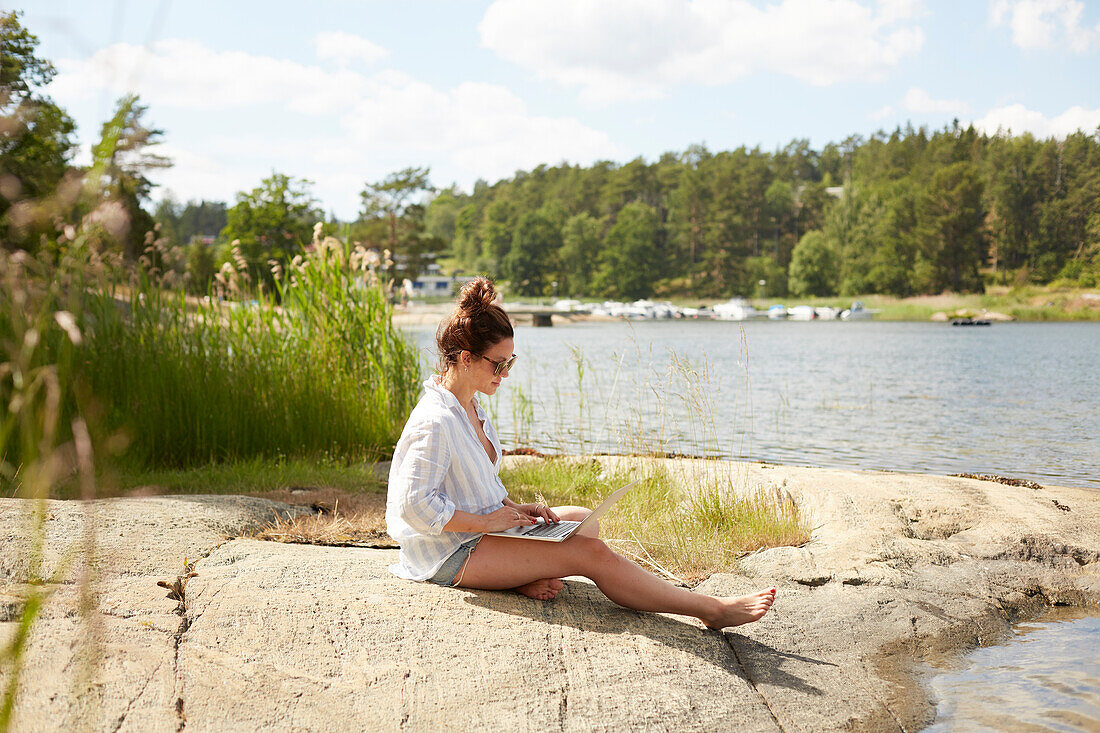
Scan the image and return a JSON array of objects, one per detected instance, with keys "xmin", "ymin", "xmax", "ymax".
[
  {"xmin": 682, "ymin": 306, "xmax": 715, "ymax": 320},
  {"xmin": 713, "ymin": 298, "xmax": 760, "ymax": 321},
  {"xmin": 840, "ymin": 301, "xmax": 875, "ymax": 320},
  {"xmin": 607, "ymin": 300, "xmax": 653, "ymax": 319},
  {"xmin": 814, "ymin": 306, "xmax": 841, "ymax": 320},
  {"xmin": 788, "ymin": 305, "xmax": 816, "ymax": 321},
  {"xmin": 647, "ymin": 301, "xmax": 681, "ymax": 319},
  {"xmin": 768, "ymin": 304, "xmax": 788, "ymax": 320}
]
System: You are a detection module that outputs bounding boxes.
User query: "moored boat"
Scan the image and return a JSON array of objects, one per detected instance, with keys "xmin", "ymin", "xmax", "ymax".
[
  {"xmin": 713, "ymin": 298, "xmax": 761, "ymax": 321},
  {"xmin": 788, "ymin": 305, "xmax": 816, "ymax": 320},
  {"xmin": 840, "ymin": 301, "xmax": 875, "ymax": 320}
]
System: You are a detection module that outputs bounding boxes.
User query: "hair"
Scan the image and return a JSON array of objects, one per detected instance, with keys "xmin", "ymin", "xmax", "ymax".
[{"xmin": 436, "ymin": 277, "xmax": 514, "ymax": 373}]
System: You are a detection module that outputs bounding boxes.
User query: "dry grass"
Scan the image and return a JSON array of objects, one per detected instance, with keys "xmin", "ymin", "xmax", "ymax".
[{"xmin": 248, "ymin": 488, "xmax": 395, "ymax": 547}]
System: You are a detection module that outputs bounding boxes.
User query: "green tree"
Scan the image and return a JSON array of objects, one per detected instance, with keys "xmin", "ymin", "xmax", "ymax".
[
  {"xmin": 222, "ymin": 173, "xmax": 320, "ymax": 286},
  {"xmin": 505, "ymin": 209, "xmax": 561, "ymax": 296},
  {"xmin": 820, "ymin": 187, "xmax": 873, "ymax": 295},
  {"xmin": 178, "ymin": 200, "xmax": 228, "ymax": 243},
  {"xmin": 985, "ymin": 135, "xmax": 1039, "ymax": 276},
  {"xmin": 89, "ymin": 94, "xmax": 172, "ymax": 259},
  {"xmin": 425, "ymin": 186, "xmax": 460, "ymax": 245},
  {"xmin": 479, "ymin": 198, "xmax": 514, "ymax": 277},
  {"xmin": 186, "ymin": 238, "xmax": 216, "ymax": 294},
  {"xmin": 394, "ymin": 202, "xmax": 443, "ymax": 285},
  {"xmin": 451, "ymin": 203, "xmax": 481, "ymax": 267},
  {"xmin": 788, "ymin": 231, "xmax": 839, "ymax": 296},
  {"xmin": 153, "ymin": 195, "xmax": 181, "ymax": 247},
  {"xmin": 360, "ymin": 166, "xmax": 433, "ymax": 246},
  {"xmin": 743, "ymin": 256, "xmax": 787, "ymax": 297},
  {"xmin": 764, "ymin": 178, "xmax": 795, "ymax": 261},
  {"xmin": 593, "ymin": 201, "xmax": 661, "ymax": 299},
  {"xmin": 559, "ymin": 212, "xmax": 601, "ymax": 296},
  {"xmin": 667, "ymin": 163, "xmax": 710, "ymax": 285},
  {"xmin": 917, "ymin": 161, "xmax": 985, "ymax": 292},
  {"xmin": 0, "ymin": 10, "xmax": 77, "ymax": 248}
]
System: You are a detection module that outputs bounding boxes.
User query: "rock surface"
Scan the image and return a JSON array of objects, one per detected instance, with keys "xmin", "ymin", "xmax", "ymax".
[{"xmin": 1, "ymin": 465, "xmax": 1097, "ymax": 732}]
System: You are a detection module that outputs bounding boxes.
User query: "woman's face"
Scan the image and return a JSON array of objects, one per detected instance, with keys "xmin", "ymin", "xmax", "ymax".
[{"xmin": 466, "ymin": 337, "xmax": 514, "ymax": 396}]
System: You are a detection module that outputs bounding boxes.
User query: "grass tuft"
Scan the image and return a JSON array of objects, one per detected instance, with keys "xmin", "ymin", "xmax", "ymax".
[{"xmin": 500, "ymin": 456, "xmax": 811, "ymax": 585}]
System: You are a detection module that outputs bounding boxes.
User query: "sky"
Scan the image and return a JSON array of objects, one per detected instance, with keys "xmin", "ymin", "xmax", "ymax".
[{"xmin": 14, "ymin": 0, "xmax": 1100, "ymax": 219}]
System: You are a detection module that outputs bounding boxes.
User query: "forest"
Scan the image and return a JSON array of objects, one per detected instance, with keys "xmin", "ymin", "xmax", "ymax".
[{"xmin": 423, "ymin": 129, "xmax": 1100, "ymax": 299}]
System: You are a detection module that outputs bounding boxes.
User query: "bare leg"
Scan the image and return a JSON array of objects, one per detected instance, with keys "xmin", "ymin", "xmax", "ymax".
[
  {"xmin": 459, "ymin": 531, "xmax": 776, "ymax": 629},
  {"xmin": 512, "ymin": 506, "xmax": 594, "ymax": 601}
]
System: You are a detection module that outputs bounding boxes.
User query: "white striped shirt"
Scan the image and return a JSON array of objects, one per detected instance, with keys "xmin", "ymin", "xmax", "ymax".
[{"xmin": 385, "ymin": 376, "xmax": 507, "ymax": 581}]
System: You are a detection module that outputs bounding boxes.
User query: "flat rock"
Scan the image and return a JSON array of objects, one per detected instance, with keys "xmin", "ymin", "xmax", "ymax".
[
  {"xmin": 0, "ymin": 495, "xmax": 308, "ymax": 584},
  {"xmin": 1, "ymin": 467, "xmax": 1098, "ymax": 732}
]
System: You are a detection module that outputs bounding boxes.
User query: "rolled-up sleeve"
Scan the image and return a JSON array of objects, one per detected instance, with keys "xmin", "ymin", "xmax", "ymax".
[{"xmin": 393, "ymin": 422, "xmax": 455, "ymax": 535}]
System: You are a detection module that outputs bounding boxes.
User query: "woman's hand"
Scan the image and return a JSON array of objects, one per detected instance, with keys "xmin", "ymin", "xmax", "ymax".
[
  {"xmin": 479, "ymin": 505, "xmax": 540, "ymax": 533},
  {"xmin": 515, "ymin": 503, "xmax": 560, "ymax": 524}
]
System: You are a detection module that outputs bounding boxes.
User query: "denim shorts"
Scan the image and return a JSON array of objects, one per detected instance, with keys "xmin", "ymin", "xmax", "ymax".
[{"xmin": 427, "ymin": 535, "xmax": 483, "ymax": 587}]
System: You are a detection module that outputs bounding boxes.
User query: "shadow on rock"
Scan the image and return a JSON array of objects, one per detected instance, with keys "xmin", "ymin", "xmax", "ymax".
[
  {"xmin": 731, "ymin": 636, "xmax": 832, "ymax": 696},
  {"xmin": 460, "ymin": 579, "xmax": 828, "ymax": 694}
]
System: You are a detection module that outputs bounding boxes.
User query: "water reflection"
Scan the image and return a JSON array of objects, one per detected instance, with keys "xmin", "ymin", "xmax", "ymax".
[
  {"xmin": 924, "ymin": 608, "xmax": 1100, "ymax": 732},
  {"xmin": 406, "ymin": 320, "xmax": 1100, "ymax": 488}
]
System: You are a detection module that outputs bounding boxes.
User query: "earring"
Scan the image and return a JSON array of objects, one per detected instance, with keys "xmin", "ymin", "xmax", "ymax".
[{"xmin": 464, "ymin": 364, "xmax": 468, "ymax": 372}]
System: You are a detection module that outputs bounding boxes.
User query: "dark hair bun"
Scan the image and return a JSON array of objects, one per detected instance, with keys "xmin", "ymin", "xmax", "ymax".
[
  {"xmin": 459, "ymin": 277, "xmax": 497, "ymax": 314},
  {"xmin": 436, "ymin": 276, "xmax": 513, "ymax": 372}
]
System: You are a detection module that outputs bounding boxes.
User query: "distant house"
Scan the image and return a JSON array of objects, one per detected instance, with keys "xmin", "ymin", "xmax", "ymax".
[
  {"xmin": 825, "ymin": 186, "xmax": 845, "ymax": 198},
  {"xmin": 402, "ymin": 265, "xmax": 454, "ymax": 296}
]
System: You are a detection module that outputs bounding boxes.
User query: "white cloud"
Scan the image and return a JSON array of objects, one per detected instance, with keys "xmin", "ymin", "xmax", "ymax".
[
  {"xmin": 47, "ymin": 38, "xmax": 620, "ymax": 215},
  {"xmin": 989, "ymin": 0, "xmax": 1100, "ymax": 52},
  {"xmin": 869, "ymin": 104, "xmax": 895, "ymax": 120},
  {"xmin": 479, "ymin": 0, "xmax": 925, "ymax": 102},
  {"xmin": 313, "ymin": 31, "xmax": 389, "ymax": 67},
  {"xmin": 153, "ymin": 144, "xmax": 252, "ymax": 205},
  {"xmin": 49, "ymin": 39, "xmax": 362, "ymax": 115},
  {"xmin": 341, "ymin": 75, "xmax": 619, "ymax": 182},
  {"xmin": 973, "ymin": 103, "xmax": 1100, "ymax": 137},
  {"xmin": 900, "ymin": 87, "xmax": 969, "ymax": 115}
]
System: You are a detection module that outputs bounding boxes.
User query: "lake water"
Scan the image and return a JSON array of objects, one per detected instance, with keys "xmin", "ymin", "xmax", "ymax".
[
  {"xmin": 923, "ymin": 609, "xmax": 1100, "ymax": 732},
  {"xmin": 406, "ymin": 320, "xmax": 1100, "ymax": 489}
]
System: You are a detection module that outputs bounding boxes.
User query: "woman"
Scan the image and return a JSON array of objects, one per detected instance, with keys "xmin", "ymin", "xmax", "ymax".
[{"xmin": 386, "ymin": 278, "xmax": 775, "ymax": 628}]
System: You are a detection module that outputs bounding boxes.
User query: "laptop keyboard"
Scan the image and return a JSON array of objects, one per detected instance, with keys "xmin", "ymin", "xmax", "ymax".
[{"xmin": 522, "ymin": 520, "xmax": 579, "ymax": 538}]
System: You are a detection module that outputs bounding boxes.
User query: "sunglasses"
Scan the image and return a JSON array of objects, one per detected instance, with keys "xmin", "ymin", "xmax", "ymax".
[{"xmin": 478, "ymin": 353, "xmax": 517, "ymax": 376}]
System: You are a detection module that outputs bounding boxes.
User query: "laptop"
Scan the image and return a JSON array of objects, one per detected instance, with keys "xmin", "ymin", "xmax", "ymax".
[{"xmin": 487, "ymin": 478, "xmax": 643, "ymax": 542}]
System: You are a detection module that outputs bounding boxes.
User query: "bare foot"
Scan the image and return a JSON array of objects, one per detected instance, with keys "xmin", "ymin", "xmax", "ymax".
[
  {"xmin": 515, "ymin": 578, "xmax": 565, "ymax": 601},
  {"xmin": 703, "ymin": 588, "xmax": 777, "ymax": 629}
]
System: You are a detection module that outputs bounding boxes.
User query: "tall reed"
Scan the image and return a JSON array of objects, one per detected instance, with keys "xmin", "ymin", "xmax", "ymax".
[{"xmin": 2, "ymin": 225, "xmax": 422, "ymax": 474}]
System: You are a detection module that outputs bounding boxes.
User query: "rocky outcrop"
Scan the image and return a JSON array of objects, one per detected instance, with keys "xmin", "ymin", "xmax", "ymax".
[{"xmin": 1, "ymin": 465, "xmax": 1097, "ymax": 732}]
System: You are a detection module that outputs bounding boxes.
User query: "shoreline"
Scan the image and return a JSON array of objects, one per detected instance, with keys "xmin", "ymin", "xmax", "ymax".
[
  {"xmin": 391, "ymin": 296, "xmax": 1100, "ymax": 326},
  {"xmin": 2, "ymin": 459, "xmax": 1097, "ymax": 731}
]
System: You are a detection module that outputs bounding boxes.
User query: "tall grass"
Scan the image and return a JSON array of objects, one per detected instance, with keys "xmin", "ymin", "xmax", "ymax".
[{"xmin": 2, "ymin": 226, "xmax": 421, "ymax": 475}]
